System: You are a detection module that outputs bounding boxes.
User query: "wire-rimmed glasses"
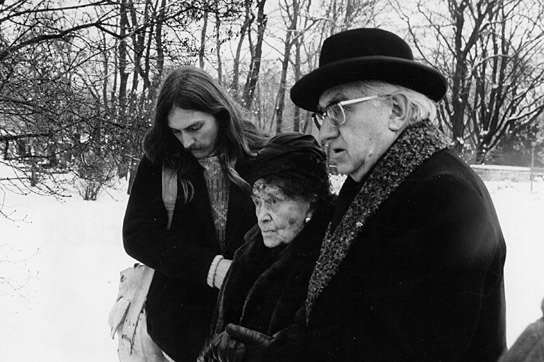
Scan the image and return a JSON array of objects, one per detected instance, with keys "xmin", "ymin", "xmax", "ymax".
[{"xmin": 312, "ymin": 95, "xmax": 383, "ymax": 130}]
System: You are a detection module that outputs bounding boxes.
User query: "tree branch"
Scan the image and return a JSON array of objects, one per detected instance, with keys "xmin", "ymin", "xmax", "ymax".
[{"xmin": 0, "ymin": 133, "xmax": 51, "ymax": 142}]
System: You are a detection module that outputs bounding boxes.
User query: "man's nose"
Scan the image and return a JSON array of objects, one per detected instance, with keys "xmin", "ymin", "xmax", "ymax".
[
  {"xmin": 318, "ymin": 119, "xmax": 339, "ymax": 143},
  {"xmin": 181, "ymin": 132, "xmax": 194, "ymax": 149}
]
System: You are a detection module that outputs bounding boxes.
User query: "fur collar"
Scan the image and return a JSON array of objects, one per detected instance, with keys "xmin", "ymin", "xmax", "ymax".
[{"xmin": 306, "ymin": 121, "xmax": 450, "ymax": 320}]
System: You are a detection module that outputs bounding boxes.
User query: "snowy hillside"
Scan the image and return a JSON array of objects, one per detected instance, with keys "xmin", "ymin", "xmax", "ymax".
[{"xmin": 0, "ymin": 165, "xmax": 543, "ymax": 362}]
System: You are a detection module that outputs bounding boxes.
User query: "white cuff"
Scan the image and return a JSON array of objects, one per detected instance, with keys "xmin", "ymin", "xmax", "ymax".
[
  {"xmin": 213, "ymin": 258, "xmax": 232, "ymax": 289},
  {"xmin": 207, "ymin": 255, "xmax": 224, "ymax": 288}
]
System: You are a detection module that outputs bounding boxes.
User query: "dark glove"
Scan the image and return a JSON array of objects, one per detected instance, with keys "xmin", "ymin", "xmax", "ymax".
[
  {"xmin": 209, "ymin": 330, "xmax": 247, "ymax": 362},
  {"xmin": 225, "ymin": 324, "xmax": 273, "ymax": 362}
]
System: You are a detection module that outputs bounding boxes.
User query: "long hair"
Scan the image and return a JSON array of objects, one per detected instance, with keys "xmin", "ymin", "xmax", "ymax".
[{"xmin": 143, "ymin": 66, "xmax": 268, "ymax": 202}]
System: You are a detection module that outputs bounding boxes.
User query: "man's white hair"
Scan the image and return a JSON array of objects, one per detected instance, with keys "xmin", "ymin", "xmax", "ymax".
[{"xmin": 356, "ymin": 81, "xmax": 437, "ymax": 123}]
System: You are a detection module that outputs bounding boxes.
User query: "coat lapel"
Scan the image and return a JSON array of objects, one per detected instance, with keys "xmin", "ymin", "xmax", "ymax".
[
  {"xmin": 224, "ymin": 177, "xmax": 254, "ymax": 251},
  {"xmin": 224, "ymin": 161, "xmax": 256, "ymax": 252},
  {"xmin": 306, "ymin": 121, "xmax": 450, "ymax": 320}
]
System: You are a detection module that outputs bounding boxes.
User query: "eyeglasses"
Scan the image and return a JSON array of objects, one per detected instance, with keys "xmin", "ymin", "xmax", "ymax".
[{"xmin": 312, "ymin": 95, "xmax": 383, "ymax": 130}]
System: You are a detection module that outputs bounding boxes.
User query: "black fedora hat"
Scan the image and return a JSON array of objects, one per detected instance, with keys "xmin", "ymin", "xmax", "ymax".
[{"xmin": 290, "ymin": 28, "xmax": 447, "ymax": 112}]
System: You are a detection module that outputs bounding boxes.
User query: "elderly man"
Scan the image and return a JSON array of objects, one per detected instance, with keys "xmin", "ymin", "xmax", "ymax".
[{"xmin": 213, "ymin": 28, "xmax": 507, "ymax": 362}]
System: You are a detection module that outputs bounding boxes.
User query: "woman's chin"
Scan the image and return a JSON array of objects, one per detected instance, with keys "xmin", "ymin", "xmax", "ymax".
[
  {"xmin": 262, "ymin": 234, "xmax": 285, "ymax": 248},
  {"xmin": 262, "ymin": 232, "xmax": 298, "ymax": 248}
]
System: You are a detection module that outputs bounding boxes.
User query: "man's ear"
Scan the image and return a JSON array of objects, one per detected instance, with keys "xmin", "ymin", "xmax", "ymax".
[{"xmin": 388, "ymin": 93, "xmax": 410, "ymax": 132}]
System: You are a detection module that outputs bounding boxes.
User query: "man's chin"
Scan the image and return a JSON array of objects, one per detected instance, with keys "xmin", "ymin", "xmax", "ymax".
[{"xmin": 191, "ymin": 150, "xmax": 210, "ymax": 159}]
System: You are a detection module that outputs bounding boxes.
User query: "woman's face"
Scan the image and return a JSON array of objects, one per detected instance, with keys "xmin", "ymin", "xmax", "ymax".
[
  {"xmin": 167, "ymin": 106, "xmax": 219, "ymax": 159},
  {"xmin": 251, "ymin": 179, "xmax": 312, "ymax": 248}
]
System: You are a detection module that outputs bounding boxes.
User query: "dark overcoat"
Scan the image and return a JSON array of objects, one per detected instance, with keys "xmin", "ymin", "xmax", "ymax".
[
  {"xmin": 123, "ymin": 155, "xmax": 256, "ymax": 362},
  {"xmin": 263, "ymin": 121, "xmax": 507, "ymax": 362},
  {"xmin": 212, "ymin": 203, "xmax": 332, "ymax": 339}
]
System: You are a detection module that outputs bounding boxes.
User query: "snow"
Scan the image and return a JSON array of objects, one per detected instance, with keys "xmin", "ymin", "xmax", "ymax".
[
  {"xmin": 0, "ymin": 166, "xmax": 543, "ymax": 362},
  {"xmin": 1, "ymin": 167, "xmax": 134, "ymax": 362}
]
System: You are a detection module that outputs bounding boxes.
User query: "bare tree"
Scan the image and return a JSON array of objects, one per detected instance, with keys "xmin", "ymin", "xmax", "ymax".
[
  {"xmin": 230, "ymin": 0, "xmax": 254, "ymax": 95},
  {"xmin": 199, "ymin": 2, "xmax": 210, "ymax": 69},
  {"xmin": 242, "ymin": 0, "xmax": 267, "ymax": 109},
  {"xmin": 391, "ymin": 0, "xmax": 544, "ymax": 163},
  {"xmin": 283, "ymin": 0, "xmax": 379, "ymax": 133},
  {"xmin": 0, "ymin": 0, "xmax": 119, "ymax": 62},
  {"xmin": 215, "ymin": 10, "xmax": 224, "ymax": 83},
  {"xmin": 0, "ymin": 0, "xmax": 212, "ymax": 198},
  {"xmin": 467, "ymin": 1, "xmax": 544, "ymax": 163},
  {"xmin": 274, "ymin": 0, "xmax": 300, "ymax": 133}
]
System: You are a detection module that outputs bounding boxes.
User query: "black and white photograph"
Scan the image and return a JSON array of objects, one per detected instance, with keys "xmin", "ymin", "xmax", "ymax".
[{"xmin": 1, "ymin": 1, "xmax": 543, "ymax": 361}]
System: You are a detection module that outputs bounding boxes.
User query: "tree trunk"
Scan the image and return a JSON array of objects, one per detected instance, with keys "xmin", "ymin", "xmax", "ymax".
[
  {"xmin": 231, "ymin": 0, "xmax": 253, "ymax": 97},
  {"xmin": 293, "ymin": 33, "xmax": 302, "ymax": 133},
  {"xmin": 199, "ymin": 9, "xmax": 209, "ymax": 69},
  {"xmin": 243, "ymin": 0, "xmax": 267, "ymax": 109},
  {"xmin": 275, "ymin": 0, "xmax": 298, "ymax": 133},
  {"xmin": 215, "ymin": 11, "xmax": 223, "ymax": 84},
  {"xmin": 118, "ymin": 0, "xmax": 129, "ymax": 117},
  {"xmin": 150, "ymin": 0, "xmax": 167, "ymax": 101}
]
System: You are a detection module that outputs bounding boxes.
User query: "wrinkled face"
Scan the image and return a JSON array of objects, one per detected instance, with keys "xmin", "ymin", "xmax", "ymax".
[
  {"xmin": 252, "ymin": 179, "xmax": 311, "ymax": 248},
  {"xmin": 167, "ymin": 106, "xmax": 219, "ymax": 159},
  {"xmin": 317, "ymin": 83, "xmax": 397, "ymax": 182}
]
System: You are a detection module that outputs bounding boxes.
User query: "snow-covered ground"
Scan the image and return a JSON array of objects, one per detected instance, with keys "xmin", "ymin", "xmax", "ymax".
[{"xmin": 0, "ymin": 166, "xmax": 543, "ymax": 362}]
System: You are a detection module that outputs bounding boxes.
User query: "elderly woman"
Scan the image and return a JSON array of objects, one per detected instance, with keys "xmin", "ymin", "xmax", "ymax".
[{"xmin": 206, "ymin": 133, "xmax": 334, "ymax": 362}]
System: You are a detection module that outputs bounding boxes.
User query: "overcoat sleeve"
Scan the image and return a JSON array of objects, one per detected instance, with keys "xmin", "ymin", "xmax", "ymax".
[
  {"xmin": 122, "ymin": 156, "xmax": 217, "ymax": 284},
  {"xmin": 263, "ymin": 172, "xmax": 506, "ymax": 362}
]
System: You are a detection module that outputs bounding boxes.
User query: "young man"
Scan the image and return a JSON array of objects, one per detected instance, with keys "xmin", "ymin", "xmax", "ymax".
[{"xmin": 123, "ymin": 66, "xmax": 267, "ymax": 361}]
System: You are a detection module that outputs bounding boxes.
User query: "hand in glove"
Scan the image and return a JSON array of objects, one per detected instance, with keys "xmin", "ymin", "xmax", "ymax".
[
  {"xmin": 224, "ymin": 324, "xmax": 273, "ymax": 362},
  {"xmin": 209, "ymin": 329, "xmax": 247, "ymax": 362}
]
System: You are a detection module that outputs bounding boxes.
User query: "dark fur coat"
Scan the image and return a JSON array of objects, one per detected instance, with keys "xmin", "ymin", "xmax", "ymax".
[{"xmin": 212, "ymin": 202, "xmax": 333, "ymax": 337}]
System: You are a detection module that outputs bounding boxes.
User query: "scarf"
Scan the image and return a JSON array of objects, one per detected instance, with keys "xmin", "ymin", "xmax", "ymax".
[{"xmin": 198, "ymin": 155, "xmax": 230, "ymax": 249}]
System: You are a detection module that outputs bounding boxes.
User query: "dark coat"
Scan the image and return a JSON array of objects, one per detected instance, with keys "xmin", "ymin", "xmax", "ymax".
[
  {"xmin": 212, "ymin": 203, "xmax": 333, "ymax": 338},
  {"xmin": 123, "ymin": 155, "xmax": 256, "ymax": 362},
  {"xmin": 263, "ymin": 121, "xmax": 507, "ymax": 362}
]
